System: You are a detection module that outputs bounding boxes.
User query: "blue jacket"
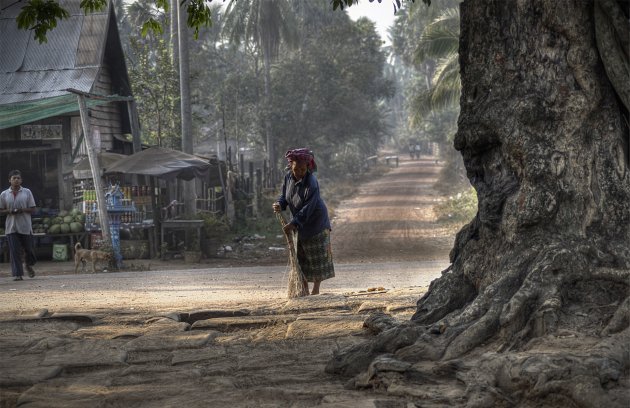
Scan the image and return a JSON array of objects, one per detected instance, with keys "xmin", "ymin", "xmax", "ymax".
[{"xmin": 278, "ymin": 171, "xmax": 331, "ymax": 239}]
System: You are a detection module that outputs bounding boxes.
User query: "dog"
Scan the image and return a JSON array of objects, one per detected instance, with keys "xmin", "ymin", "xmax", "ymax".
[{"xmin": 74, "ymin": 243, "xmax": 112, "ymax": 274}]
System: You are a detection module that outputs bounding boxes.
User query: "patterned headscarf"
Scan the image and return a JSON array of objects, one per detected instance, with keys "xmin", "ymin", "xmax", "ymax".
[{"xmin": 285, "ymin": 148, "xmax": 317, "ymax": 172}]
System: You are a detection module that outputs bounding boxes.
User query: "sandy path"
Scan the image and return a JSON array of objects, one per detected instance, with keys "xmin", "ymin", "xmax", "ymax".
[
  {"xmin": 332, "ymin": 157, "xmax": 454, "ymax": 263},
  {"xmin": 0, "ymin": 155, "xmax": 459, "ymax": 408}
]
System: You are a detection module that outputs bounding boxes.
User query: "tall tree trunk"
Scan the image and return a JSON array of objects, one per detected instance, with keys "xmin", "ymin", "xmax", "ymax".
[
  {"xmin": 262, "ymin": 52, "xmax": 276, "ymax": 181},
  {"xmin": 170, "ymin": 0, "xmax": 179, "ymax": 68},
  {"xmin": 327, "ymin": 1, "xmax": 630, "ymax": 406},
  {"xmin": 178, "ymin": 0, "xmax": 196, "ymax": 215}
]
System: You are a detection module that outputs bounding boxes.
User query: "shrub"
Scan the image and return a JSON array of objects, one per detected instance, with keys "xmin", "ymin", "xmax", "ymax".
[{"xmin": 434, "ymin": 187, "xmax": 478, "ymax": 224}]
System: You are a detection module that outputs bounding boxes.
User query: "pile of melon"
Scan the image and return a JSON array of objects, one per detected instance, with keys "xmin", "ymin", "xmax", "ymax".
[{"xmin": 46, "ymin": 209, "xmax": 85, "ymax": 234}]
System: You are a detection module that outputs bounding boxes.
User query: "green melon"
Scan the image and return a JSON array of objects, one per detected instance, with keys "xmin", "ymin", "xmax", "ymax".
[
  {"xmin": 60, "ymin": 223, "xmax": 70, "ymax": 234},
  {"xmin": 70, "ymin": 222, "xmax": 84, "ymax": 233},
  {"xmin": 63, "ymin": 215, "xmax": 74, "ymax": 224},
  {"xmin": 48, "ymin": 224, "xmax": 61, "ymax": 234}
]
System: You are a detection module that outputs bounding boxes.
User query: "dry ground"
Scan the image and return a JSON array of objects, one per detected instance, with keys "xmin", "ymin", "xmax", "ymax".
[{"xmin": 0, "ymin": 155, "xmax": 459, "ymax": 407}]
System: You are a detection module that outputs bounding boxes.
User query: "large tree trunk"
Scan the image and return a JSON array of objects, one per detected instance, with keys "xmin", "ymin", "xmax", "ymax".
[{"xmin": 327, "ymin": 1, "xmax": 630, "ymax": 406}]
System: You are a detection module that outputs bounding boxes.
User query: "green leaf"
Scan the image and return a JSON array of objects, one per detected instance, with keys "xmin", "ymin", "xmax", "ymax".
[
  {"xmin": 186, "ymin": 0, "xmax": 212, "ymax": 40},
  {"xmin": 140, "ymin": 18, "xmax": 163, "ymax": 37},
  {"xmin": 155, "ymin": 0, "xmax": 170, "ymax": 13},
  {"xmin": 16, "ymin": 0, "xmax": 70, "ymax": 43},
  {"xmin": 79, "ymin": 0, "xmax": 106, "ymax": 14}
]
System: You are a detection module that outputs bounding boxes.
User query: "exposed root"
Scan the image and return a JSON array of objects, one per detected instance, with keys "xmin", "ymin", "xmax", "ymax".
[
  {"xmin": 591, "ymin": 267, "xmax": 630, "ymax": 284},
  {"xmin": 325, "ymin": 322, "xmax": 425, "ymax": 376},
  {"xmin": 602, "ymin": 297, "xmax": 630, "ymax": 335},
  {"xmin": 330, "ymin": 239, "xmax": 629, "ymax": 408},
  {"xmin": 412, "ymin": 265, "xmax": 476, "ymax": 325},
  {"xmin": 464, "ymin": 328, "xmax": 630, "ymax": 408},
  {"xmin": 442, "ymin": 303, "xmax": 501, "ymax": 360}
]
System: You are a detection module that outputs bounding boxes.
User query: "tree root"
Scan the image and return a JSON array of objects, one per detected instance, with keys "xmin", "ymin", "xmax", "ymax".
[
  {"xmin": 412, "ymin": 264, "xmax": 476, "ymax": 325},
  {"xmin": 345, "ymin": 328, "xmax": 629, "ymax": 407},
  {"xmin": 464, "ymin": 328, "xmax": 630, "ymax": 408},
  {"xmin": 329, "ymin": 241, "xmax": 630, "ymax": 406}
]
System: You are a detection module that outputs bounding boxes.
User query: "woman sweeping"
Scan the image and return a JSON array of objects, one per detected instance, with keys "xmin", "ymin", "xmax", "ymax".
[{"xmin": 273, "ymin": 148, "xmax": 335, "ymax": 295}]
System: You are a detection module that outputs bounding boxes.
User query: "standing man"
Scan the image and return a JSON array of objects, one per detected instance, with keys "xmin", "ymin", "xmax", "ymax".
[{"xmin": 0, "ymin": 170, "xmax": 36, "ymax": 281}]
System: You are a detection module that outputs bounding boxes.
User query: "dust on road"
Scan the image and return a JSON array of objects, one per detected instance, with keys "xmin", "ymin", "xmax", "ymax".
[
  {"xmin": 0, "ymin": 156, "xmax": 460, "ymax": 408},
  {"xmin": 332, "ymin": 157, "xmax": 453, "ymax": 263}
]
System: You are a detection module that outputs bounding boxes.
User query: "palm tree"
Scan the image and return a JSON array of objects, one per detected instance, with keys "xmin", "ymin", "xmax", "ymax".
[
  {"xmin": 411, "ymin": 7, "xmax": 460, "ymax": 125},
  {"xmin": 222, "ymin": 0, "xmax": 298, "ymax": 175}
]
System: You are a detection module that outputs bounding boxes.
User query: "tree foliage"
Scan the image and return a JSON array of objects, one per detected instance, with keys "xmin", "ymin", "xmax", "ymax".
[
  {"xmin": 411, "ymin": 6, "xmax": 460, "ymax": 123},
  {"xmin": 14, "ymin": 0, "xmax": 406, "ymax": 175},
  {"xmin": 16, "ymin": 0, "xmax": 71, "ymax": 43},
  {"xmin": 271, "ymin": 1, "xmax": 394, "ymax": 177},
  {"xmin": 127, "ymin": 36, "xmax": 181, "ymax": 148}
]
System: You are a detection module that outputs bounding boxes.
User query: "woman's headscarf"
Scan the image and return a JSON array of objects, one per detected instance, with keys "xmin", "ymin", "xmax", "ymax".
[{"xmin": 285, "ymin": 148, "xmax": 317, "ymax": 172}]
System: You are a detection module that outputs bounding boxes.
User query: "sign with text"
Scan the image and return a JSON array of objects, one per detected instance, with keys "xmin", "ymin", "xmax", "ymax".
[{"xmin": 21, "ymin": 124, "xmax": 63, "ymax": 140}]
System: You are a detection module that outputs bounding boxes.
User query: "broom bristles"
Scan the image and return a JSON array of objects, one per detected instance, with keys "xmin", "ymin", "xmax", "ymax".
[
  {"xmin": 287, "ymin": 231, "xmax": 309, "ymax": 298},
  {"xmin": 277, "ymin": 212, "xmax": 309, "ymax": 298}
]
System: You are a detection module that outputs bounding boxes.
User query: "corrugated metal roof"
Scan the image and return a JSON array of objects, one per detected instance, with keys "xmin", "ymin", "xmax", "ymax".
[
  {"xmin": 76, "ymin": 14, "xmax": 109, "ymax": 67},
  {"xmin": 0, "ymin": 0, "xmax": 110, "ymax": 106},
  {"xmin": 0, "ymin": 20, "xmax": 29, "ymax": 72},
  {"xmin": 1, "ymin": 68, "xmax": 98, "ymax": 94},
  {"xmin": 21, "ymin": 17, "xmax": 83, "ymax": 71}
]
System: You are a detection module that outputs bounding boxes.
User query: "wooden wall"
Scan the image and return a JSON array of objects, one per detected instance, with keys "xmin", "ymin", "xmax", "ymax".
[{"xmin": 90, "ymin": 63, "xmax": 126, "ymax": 151}]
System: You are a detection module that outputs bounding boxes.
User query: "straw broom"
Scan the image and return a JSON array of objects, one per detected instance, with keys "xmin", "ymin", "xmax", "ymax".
[{"xmin": 276, "ymin": 212, "xmax": 309, "ymax": 298}]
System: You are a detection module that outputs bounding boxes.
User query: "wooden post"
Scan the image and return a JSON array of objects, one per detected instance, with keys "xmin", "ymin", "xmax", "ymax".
[
  {"xmin": 263, "ymin": 160, "xmax": 268, "ymax": 188},
  {"xmin": 76, "ymin": 95, "xmax": 111, "ymax": 243},
  {"xmin": 254, "ymin": 168, "xmax": 261, "ymax": 217},
  {"xmin": 127, "ymin": 100, "xmax": 142, "ymax": 153}
]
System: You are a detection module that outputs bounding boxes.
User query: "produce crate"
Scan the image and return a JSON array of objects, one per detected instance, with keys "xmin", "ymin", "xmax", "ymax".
[{"xmin": 52, "ymin": 244, "xmax": 68, "ymax": 261}]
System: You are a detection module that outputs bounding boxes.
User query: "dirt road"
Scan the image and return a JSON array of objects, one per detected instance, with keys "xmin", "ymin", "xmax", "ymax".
[
  {"xmin": 332, "ymin": 157, "xmax": 453, "ymax": 263},
  {"xmin": 0, "ymin": 156, "xmax": 457, "ymax": 408}
]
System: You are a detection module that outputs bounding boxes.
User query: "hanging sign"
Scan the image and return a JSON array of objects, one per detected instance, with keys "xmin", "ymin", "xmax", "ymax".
[{"xmin": 20, "ymin": 124, "xmax": 63, "ymax": 140}]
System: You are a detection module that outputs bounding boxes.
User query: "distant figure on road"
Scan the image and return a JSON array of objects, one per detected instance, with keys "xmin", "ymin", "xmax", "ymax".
[
  {"xmin": 0, "ymin": 170, "xmax": 37, "ymax": 281},
  {"xmin": 273, "ymin": 148, "xmax": 335, "ymax": 295},
  {"xmin": 408, "ymin": 144, "xmax": 414, "ymax": 159},
  {"xmin": 414, "ymin": 144, "xmax": 422, "ymax": 159}
]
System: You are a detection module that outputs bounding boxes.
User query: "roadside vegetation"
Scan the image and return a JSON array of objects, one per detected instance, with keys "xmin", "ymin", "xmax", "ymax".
[{"xmin": 433, "ymin": 187, "xmax": 477, "ymax": 227}]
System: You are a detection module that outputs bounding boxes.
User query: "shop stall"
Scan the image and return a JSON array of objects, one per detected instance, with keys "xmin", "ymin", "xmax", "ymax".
[
  {"xmin": 0, "ymin": 0, "xmax": 139, "ymax": 264},
  {"xmin": 104, "ymin": 147, "xmax": 215, "ymax": 261}
]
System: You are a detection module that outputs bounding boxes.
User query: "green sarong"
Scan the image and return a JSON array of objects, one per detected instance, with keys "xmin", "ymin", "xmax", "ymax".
[{"xmin": 296, "ymin": 229, "xmax": 335, "ymax": 282}]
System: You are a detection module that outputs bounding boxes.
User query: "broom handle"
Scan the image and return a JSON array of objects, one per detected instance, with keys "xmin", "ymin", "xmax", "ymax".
[{"xmin": 276, "ymin": 212, "xmax": 295, "ymax": 251}]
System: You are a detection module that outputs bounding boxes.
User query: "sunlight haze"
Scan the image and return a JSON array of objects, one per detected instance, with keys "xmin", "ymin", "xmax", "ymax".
[{"xmin": 346, "ymin": 0, "xmax": 397, "ymax": 46}]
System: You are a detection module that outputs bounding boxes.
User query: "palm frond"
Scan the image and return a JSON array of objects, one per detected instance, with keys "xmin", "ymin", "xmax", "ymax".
[
  {"xmin": 414, "ymin": 6, "xmax": 459, "ymax": 63},
  {"xmin": 430, "ymin": 79, "xmax": 461, "ymax": 111},
  {"xmin": 431, "ymin": 52, "xmax": 458, "ymax": 87},
  {"xmin": 410, "ymin": 89, "xmax": 434, "ymax": 127},
  {"xmin": 431, "ymin": 7, "xmax": 459, "ymax": 27},
  {"xmin": 410, "ymin": 5, "xmax": 461, "ymax": 125}
]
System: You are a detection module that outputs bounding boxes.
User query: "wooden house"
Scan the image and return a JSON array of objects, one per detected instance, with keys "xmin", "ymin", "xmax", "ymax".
[{"xmin": 0, "ymin": 0, "xmax": 135, "ymax": 210}]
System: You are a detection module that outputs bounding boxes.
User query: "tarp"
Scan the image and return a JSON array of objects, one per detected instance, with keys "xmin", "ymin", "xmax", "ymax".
[
  {"xmin": 0, "ymin": 94, "xmax": 111, "ymax": 130},
  {"xmin": 105, "ymin": 147, "xmax": 210, "ymax": 181},
  {"xmin": 73, "ymin": 152, "xmax": 127, "ymax": 179}
]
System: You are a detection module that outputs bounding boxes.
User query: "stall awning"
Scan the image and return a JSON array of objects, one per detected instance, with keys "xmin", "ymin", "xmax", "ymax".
[
  {"xmin": 105, "ymin": 147, "xmax": 210, "ymax": 181},
  {"xmin": 73, "ymin": 152, "xmax": 127, "ymax": 179},
  {"xmin": 0, "ymin": 94, "xmax": 112, "ymax": 130}
]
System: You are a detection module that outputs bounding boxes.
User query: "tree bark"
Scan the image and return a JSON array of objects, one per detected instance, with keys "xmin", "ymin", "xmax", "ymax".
[
  {"xmin": 327, "ymin": 1, "xmax": 630, "ymax": 406},
  {"xmin": 177, "ymin": 0, "xmax": 196, "ymax": 216}
]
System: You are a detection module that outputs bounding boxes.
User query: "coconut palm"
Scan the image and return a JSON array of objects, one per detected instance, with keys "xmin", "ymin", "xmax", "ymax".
[
  {"xmin": 411, "ymin": 6, "xmax": 460, "ymax": 125},
  {"xmin": 221, "ymin": 0, "xmax": 298, "ymax": 173}
]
